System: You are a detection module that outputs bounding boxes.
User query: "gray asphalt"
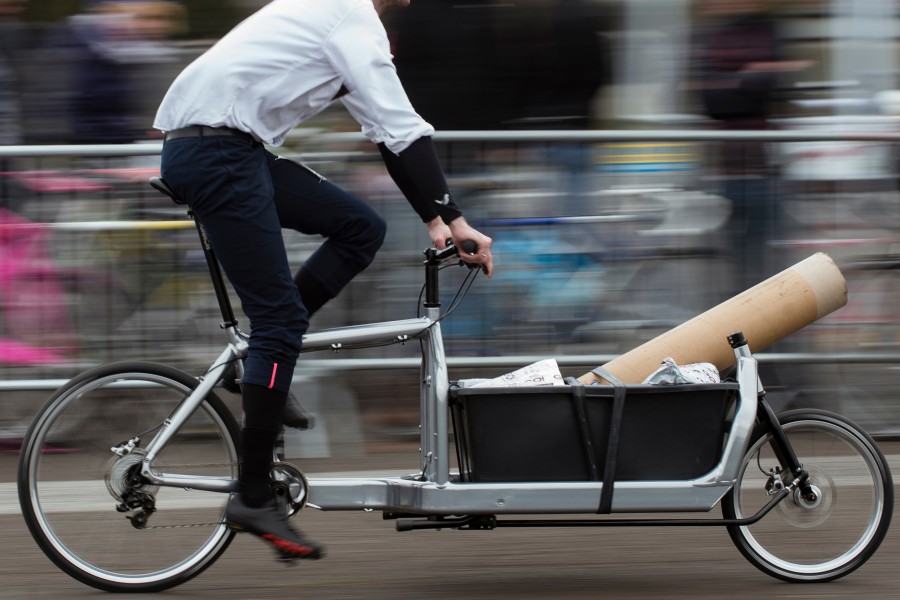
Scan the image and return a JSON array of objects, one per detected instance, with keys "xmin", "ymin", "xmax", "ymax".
[{"xmin": 2, "ymin": 445, "xmax": 899, "ymax": 599}]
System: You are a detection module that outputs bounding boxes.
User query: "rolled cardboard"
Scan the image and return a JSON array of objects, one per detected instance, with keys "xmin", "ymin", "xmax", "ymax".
[{"xmin": 578, "ymin": 253, "xmax": 847, "ymax": 385}]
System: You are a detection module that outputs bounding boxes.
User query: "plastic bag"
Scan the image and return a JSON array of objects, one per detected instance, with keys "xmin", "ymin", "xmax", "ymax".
[{"xmin": 642, "ymin": 357, "xmax": 720, "ymax": 385}]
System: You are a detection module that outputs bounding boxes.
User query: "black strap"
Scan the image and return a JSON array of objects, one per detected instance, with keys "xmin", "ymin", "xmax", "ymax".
[
  {"xmin": 592, "ymin": 367, "xmax": 626, "ymax": 514},
  {"xmin": 565, "ymin": 377, "xmax": 600, "ymax": 481}
]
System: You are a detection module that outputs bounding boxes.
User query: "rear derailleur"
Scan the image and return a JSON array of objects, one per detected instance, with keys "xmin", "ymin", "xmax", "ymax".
[
  {"xmin": 116, "ymin": 489, "xmax": 157, "ymax": 529},
  {"xmin": 107, "ymin": 440, "xmax": 158, "ymax": 529}
]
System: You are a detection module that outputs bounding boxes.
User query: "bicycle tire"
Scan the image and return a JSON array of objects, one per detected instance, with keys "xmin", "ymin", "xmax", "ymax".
[
  {"xmin": 17, "ymin": 361, "xmax": 242, "ymax": 593},
  {"xmin": 723, "ymin": 409, "xmax": 893, "ymax": 582}
]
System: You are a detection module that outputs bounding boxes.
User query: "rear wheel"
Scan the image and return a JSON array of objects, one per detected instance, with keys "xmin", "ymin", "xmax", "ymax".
[
  {"xmin": 723, "ymin": 409, "xmax": 893, "ymax": 582},
  {"xmin": 17, "ymin": 362, "xmax": 241, "ymax": 592}
]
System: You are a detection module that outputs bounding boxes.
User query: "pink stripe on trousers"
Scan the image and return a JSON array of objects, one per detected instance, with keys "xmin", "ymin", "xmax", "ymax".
[{"xmin": 268, "ymin": 363, "xmax": 278, "ymax": 389}]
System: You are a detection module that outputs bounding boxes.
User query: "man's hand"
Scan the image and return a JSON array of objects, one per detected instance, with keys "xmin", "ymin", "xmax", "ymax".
[{"xmin": 426, "ymin": 216, "xmax": 493, "ymax": 277}]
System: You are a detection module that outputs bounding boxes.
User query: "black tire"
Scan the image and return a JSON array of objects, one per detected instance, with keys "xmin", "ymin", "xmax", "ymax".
[
  {"xmin": 17, "ymin": 361, "xmax": 241, "ymax": 592},
  {"xmin": 723, "ymin": 409, "xmax": 893, "ymax": 582}
]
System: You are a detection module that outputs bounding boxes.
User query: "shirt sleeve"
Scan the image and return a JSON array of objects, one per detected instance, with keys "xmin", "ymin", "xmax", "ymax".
[
  {"xmin": 378, "ymin": 137, "xmax": 463, "ymax": 224},
  {"xmin": 324, "ymin": 2, "xmax": 434, "ymax": 154}
]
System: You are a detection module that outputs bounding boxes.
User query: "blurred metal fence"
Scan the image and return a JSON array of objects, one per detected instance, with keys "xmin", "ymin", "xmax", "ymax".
[{"xmin": 3, "ymin": 129, "xmax": 900, "ymax": 438}]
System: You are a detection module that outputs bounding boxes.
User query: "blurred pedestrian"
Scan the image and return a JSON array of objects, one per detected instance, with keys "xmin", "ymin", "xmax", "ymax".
[
  {"xmin": 24, "ymin": 0, "xmax": 185, "ymax": 144},
  {"xmin": 494, "ymin": 0, "xmax": 613, "ymax": 223},
  {"xmin": 0, "ymin": 0, "xmax": 34, "ymax": 209},
  {"xmin": 390, "ymin": 0, "xmax": 611, "ymax": 132},
  {"xmin": 154, "ymin": 0, "xmax": 493, "ymax": 561},
  {"xmin": 497, "ymin": 0, "xmax": 610, "ymax": 131},
  {"xmin": 388, "ymin": 0, "xmax": 500, "ymax": 130},
  {"xmin": 689, "ymin": 0, "xmax": 807, "ymax": 293},
  {"xmin": 0, "ymin": 0, "xmax": 28, "ymax": 146}
]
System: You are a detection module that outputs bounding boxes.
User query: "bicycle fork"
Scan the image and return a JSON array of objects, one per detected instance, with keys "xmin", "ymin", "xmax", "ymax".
[{"xmin": 728, "ymin": 331, "xmax": 815, "ymax": 504}]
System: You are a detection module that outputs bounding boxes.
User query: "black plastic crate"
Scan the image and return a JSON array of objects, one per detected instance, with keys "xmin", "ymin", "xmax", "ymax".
[{"xmin": 450, "ymin": 382, "xmax": 738, "ymax": 483}]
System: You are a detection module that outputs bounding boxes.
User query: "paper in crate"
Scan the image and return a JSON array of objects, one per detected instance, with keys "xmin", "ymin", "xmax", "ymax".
[{"xmin": 469, "ymin": 358, "xmax": 565, "ymax": 388}]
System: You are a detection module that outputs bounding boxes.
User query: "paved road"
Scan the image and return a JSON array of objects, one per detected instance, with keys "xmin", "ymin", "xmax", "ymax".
[{"xmin": 3, "ymin": 445, "xmax": 899, "ymax": 599}]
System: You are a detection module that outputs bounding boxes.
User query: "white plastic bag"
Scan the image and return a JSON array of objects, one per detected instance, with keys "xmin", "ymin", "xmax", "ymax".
[{"xmin": 642, "ymin": 357, "xmax": 720, "ymax": 385}]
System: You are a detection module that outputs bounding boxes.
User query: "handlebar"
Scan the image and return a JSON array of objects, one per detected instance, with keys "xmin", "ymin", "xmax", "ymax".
[
  {"xmin": 423, "ymin": 240, "xmax": 478, "ymax": 265},
  {"xmin": 422, "ymin": 240, "xmax": 482, "ymax": 309}
]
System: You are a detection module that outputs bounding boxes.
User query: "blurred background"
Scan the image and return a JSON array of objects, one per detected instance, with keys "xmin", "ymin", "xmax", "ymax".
[{"xmin": 3, "ymin": 0, "xmax": 900, "ymax": 455}]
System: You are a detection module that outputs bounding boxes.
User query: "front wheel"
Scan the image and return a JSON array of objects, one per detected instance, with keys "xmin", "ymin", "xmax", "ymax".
[
  {"xmin": 17, "ymin": 362, "xmax": 242, "ymax": 593},
  {"xmin": 723, "ymin": 409, "xmax": 893, "ymax": 582}
]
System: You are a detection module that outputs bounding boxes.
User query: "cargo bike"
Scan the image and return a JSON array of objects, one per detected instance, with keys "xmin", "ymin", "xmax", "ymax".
[{"xmin": 16, "ymin": 177, "xmax": 893, "ymax": 592}]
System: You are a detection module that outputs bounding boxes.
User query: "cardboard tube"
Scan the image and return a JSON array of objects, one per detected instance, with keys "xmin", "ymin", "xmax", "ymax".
[{"xmin": 578, "ymin": 253, "xmax": 848, "ymax": 385}]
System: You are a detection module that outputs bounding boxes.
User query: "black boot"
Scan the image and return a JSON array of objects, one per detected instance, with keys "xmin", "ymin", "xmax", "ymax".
[
  {"xmin": 225, "ymin": 494, "xmax": 323, "ymax": 560},
  {"xmin": 231, "ymin": 384, "xmax": 324, "ymax": 561},
  {"xmin": 283, "ymin": 391, "xmax": 315, "ymax": 429}
]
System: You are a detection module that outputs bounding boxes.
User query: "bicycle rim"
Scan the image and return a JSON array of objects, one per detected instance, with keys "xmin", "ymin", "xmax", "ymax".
[
  {"xmin": 17, "ymin": 362, "xmax": 241, "ymax": 592},
  {"xmin": 724, "ymin": 410, "xmax": 893, "ymax": 582}
]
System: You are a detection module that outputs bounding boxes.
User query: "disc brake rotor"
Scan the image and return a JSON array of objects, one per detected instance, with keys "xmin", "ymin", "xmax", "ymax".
[{"xmin": 775, "ymin": 466, "xmax": 835, "ymax": 529}]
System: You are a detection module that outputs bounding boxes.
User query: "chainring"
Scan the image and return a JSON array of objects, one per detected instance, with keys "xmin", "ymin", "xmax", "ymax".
[{"xmin": 271, "ymin": 461, "xmax": 309, "ymax": 517}]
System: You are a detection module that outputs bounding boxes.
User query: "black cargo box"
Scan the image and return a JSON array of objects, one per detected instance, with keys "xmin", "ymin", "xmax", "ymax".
[{"xmin": 450, "ymin": 382, "xmax": 739, "ymax": 483}]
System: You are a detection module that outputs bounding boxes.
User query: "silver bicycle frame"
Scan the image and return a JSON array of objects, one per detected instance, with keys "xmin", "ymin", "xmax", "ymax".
[{"xmin": 139, "ymin": 301, "xmax": 760, "ymax": 515}]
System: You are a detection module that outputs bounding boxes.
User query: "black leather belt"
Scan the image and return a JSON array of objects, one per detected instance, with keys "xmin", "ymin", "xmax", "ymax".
[{"xmin": 164, "ymin": 126, "xmax": 255, "ymax": 143}]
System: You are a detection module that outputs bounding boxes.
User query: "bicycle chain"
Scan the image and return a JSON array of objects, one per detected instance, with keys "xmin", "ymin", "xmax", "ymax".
[{"xmin": 147, "ymin": 521, "xmax": 225, "ymax": 529}]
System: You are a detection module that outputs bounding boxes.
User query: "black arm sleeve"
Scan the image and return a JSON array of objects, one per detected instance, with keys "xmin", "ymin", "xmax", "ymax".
[{"xmin": 377, "ymin": 136, "xmax": 463, "ymax": 224}]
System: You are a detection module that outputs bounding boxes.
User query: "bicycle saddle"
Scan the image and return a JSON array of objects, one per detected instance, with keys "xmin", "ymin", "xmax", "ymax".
[{"xmin": 149, "ymin": 176, "xmax": 185, "ymax": 205}]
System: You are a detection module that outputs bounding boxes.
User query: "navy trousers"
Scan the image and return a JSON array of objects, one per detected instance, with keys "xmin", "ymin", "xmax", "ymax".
[{"xmin": 160, "ymin": 133, "xmax": 386, "ymax": 393}]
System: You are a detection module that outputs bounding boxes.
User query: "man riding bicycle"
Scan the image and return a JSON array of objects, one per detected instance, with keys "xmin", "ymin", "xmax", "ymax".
[{"xmin": 153, "ymin": 0, "xmax": 493, "ymax": 560}]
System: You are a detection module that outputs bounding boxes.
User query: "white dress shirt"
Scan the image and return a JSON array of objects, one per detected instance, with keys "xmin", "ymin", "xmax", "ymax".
[{"xmin": 153, "ymin": 0, "xmax": 434, "ymax": 154}]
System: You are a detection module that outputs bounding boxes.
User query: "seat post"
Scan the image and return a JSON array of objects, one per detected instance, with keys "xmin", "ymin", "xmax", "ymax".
[{"xmin": 192, "ymin": 213, "xmax": 239, "ymax": 328}]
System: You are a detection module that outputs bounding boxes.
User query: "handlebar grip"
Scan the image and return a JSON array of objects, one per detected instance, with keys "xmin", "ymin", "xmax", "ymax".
[
  {"xmin": 458, "ymin": 239, "xmax": 488, "ymax": 274},
  {"xmin": 459, "ymin": 240, "xmax": 477, "ymax": 255}
]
